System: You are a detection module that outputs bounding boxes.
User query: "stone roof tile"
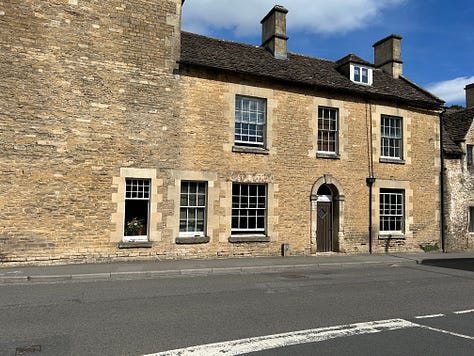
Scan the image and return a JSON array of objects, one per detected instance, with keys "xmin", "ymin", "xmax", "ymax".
[
  {"xmin": 180, "ymin": 32, "xmax": 444, "ymax": 109},
  {"xmin": 442, "ymin": 107, "xmax": 474, "ymax": 156}
]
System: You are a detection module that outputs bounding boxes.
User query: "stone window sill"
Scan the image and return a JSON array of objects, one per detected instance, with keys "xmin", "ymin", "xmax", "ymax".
[
  {"xmin": 118, "ymin": 241, "xmax": 153, "ymax": 249},
  {"xmin": 378, "ymin": 233, "xmax": 405, "ymax": 240},
  {"xmin": 176, "ymin": 236, "xmax": 210, "ymax": 244},
  {"xmin": 317, "ymin": 152, "xmax": 340, "ymax": 159},
  {"xmin": 229, "ymin": 235, "xmax": 270, "ymax": 243},
  {"xmin": 380, "ymin": 157, "xmax": 405, "ymax": 165},
  {"xmin": 232, "ymin": 146, "xmax": 269, "ymax": 155}
]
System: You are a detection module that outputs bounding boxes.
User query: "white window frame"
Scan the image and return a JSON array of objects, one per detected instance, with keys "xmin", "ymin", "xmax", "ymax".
[
  {"xmin": 123, "ymin": 178, "xmax": 150, "ymax": 242},
  {"xmin": 379, "ymin": 189, "xmax": 405, "ymax": 234},
  {"xmin": 351, "ymin": 64, "xmax": 373, "ymax": 85},
  {"xmin": 231, "ymin": 183, "xmax": 267, "ymax": 235},
  {"xmin": 179, "ymin": 181, "xmax": 207, "ymax": 237},
  {"xmin": 317, "ymin": 106, "xmax": 339, "ymax": 154},
  {"xmin": 234, "ymin": 95, "xmax": 267, "ymax": 147},
  {"xmin": 381, "ymin": 115, "xmax": 403, "ymax": 160}
]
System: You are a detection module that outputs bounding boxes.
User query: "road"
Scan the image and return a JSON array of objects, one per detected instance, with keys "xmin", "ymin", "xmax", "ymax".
[{"xmin": 0, "ymin": 261, "xmax": 473, "ymax": 355}]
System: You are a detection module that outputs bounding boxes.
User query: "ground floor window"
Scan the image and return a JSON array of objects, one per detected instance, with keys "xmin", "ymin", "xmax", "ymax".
[
  {"xmin": 379, "ymin": 189, "xmax": 404, "ymax": 233},
  {"xmin": 124, "ymin": 178, "xmax": 150, "ymax": 239},
  {"xmin": 232, "ymin": 183, "xmax": 266, "ymax": 235},
  {"xmin": 180, "ymin": 181, "xmax": 207, "ymax": 237}
]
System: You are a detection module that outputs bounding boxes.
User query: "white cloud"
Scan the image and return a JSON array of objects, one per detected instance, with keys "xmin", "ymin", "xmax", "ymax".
[
  {"xmin": 182, "ymin": 0, "xmax": 405, "ymax": 37},
  {"xmin": 426, "ymin": 76, "xmax": 474, "ymax": 105}
]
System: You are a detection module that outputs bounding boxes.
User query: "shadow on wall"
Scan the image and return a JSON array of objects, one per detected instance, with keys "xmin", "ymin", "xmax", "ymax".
[{"xmin": 420, "ymin": 258, "xmax": 474, "ymax": 272}]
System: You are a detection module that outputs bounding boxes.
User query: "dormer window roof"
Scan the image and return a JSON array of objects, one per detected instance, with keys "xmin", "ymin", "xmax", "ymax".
[{"xmin": 335, "ymin": 54, "xmax": 373, "ymax": 86}]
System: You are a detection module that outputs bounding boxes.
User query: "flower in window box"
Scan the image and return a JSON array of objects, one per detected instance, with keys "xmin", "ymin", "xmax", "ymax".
[{"xmin": 124, "ymin": 217, "xmax": 144, "ymax": 236}]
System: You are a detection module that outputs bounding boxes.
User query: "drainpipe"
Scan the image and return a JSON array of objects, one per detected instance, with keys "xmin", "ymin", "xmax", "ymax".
[
  {"xmin": 366, "ymin": 177, "xmax": 376, "ymax": 254},
  {"xmin": 365, "ymin": 100, "xmax": 376, "ymax": 254},
  {"xmin": 439, "ymin": 108, "xmax": 447, "ymax": 252}
]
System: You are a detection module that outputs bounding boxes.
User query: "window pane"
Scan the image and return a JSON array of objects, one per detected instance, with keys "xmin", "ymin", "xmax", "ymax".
[
  {"xmin": 235, "ymin": 96, "xmax": 266, "ymax": 147},
  {"xmin": 231, "ymin": 183, "xmax": 267, "ymax": 234},
  {"xmin": 354, "ymin": 67, "xmax": 360, "ymax": 82},
  {"xmin": 381, "ymin": 116, "xmax": 403, "ymax": 159},
  {"xmin": 179, "ymin": 181, "xmax": 207, "ymax": 235},
  {"xmin": 318, "ymin": 107, "xmax": 339, "ymax": 154},
  {"xmin": 379, "ymin": 189, "xmax": 404, "ymax": 233}
]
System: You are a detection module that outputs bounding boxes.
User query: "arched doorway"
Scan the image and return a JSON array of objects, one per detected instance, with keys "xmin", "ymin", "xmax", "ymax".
[
  {"xmin": 315, "ymin": 185, "xmax": 333, "ymax": 252},
  {"xmin": 310, "ymin": 175, "xmax": 345, "ymax": 253}
]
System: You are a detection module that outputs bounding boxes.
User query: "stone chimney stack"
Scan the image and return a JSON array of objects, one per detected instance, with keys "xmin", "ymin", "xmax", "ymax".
[
  {"xmin": 466, "ymin": 83, "xmax": 474, "ymax": 108},
  {"xmin": 261, "ymin": 5, "xmax": 289, "ymax": 59},
  {"xmin": 373, "ymin": 34, "xmax": 403, "ymax": 79}
]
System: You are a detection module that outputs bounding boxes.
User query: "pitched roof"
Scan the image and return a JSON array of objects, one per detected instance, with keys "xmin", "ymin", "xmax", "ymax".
[
  {"xmin": 442, "ymin": 107, "xmax": 474, "ymax": 156},
  {"xmin": 180, "ymin": 32, "xmax": 444, "ymax": 109},
  {"xmin": 335, "ymin": 54, "xmax": 372, "ymax": 67}
]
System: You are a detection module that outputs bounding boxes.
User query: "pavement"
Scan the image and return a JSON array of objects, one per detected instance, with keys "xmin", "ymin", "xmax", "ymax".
[{"xmin": 0, "ymin": 252, "xmax": 473, "ymax": 284}]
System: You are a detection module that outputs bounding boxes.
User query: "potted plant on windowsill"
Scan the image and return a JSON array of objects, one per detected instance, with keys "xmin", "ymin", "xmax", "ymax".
[{"xmin": 124, "ymin": 217, "xmax": 144, "ymax": 236}]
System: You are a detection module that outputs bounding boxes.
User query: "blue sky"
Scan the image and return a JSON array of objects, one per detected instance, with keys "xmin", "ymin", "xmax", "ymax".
[{"xmin": 182, "ymin": 0, "xmax": 474, "ymax": 107}]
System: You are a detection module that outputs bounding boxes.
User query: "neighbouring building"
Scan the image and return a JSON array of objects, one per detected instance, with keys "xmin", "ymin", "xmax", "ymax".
[
  {"xmin": 442, "ymin": 84, "xmax": 474, "ymax": 251},
  {"xmin": 0, "ymin": 1, "xmax": 445, "ymax": 265}
]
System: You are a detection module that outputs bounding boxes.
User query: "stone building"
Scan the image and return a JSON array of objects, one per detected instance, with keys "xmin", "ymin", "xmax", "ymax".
[
  {"xmin": 0, "ymin": 1, "xmax": 444, "ymax": 265},
  {"xmin": 442, "ymin": 84, "xmax": 474, "ymax": 251}
]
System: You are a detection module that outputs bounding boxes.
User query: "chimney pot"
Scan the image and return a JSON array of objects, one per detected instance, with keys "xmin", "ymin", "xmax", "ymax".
[
  {"xmin": 261, "ymin": 5, "xmax": 288, "ymax": 59},
  {"xmin": 373, "ymin": 34, "xmax": 403, "ymax": 79}
]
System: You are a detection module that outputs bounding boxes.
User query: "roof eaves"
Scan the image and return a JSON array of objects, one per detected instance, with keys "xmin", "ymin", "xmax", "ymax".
[
  {"xmin": 400, "ymin": 75, "xmax": 445, "ymax": 105},
  {"xmin": 179, "ymin": 59, "xmax": 443, "ymax": 110}
]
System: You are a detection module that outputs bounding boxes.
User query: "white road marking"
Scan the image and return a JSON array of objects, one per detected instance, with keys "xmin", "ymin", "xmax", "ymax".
[
  {"xmin": 453, "ymin": 309, "xmax": 474, "ymax": 315},
  {"xmin": 145, "ymin": 319, "xmax": 417, "ymax": 356},
  {"xmin": 416, "ymin": 324, "xmax": 474, "ymax": 341},
  {"xmin": 147, "ymin": 310, "xmax": 474, "ymax": 356},
  {"xmin": 415, "ymin": 313, "xmax": 445, "ymax": 319}
]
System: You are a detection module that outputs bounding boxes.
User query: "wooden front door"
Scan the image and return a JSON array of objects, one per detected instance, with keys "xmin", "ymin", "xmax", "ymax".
[{"xmin": 316, "ymin": 201, "xmax": 333, "ymax": 252}]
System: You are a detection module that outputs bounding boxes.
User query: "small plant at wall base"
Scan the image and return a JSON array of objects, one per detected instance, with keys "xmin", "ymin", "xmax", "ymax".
[
  {"xmin": 124, "ymin": 217, "xmax": 144, "ymax": 236},
  {"xmin": 419, "ymin": 243, "xmax": 439, "ymax": 253}
]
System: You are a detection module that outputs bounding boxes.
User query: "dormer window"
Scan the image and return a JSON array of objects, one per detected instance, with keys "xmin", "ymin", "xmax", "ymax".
[{"xmin": 351, "ymin": 64, "xmax": 372, "ymax": 85}]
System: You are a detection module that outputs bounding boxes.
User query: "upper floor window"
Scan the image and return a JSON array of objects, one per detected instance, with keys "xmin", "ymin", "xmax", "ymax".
[
  {"xmin": 232, "ymin": 183, "xmax": 266, "ymax": 235},
  {"xmin": 179, "ymin": 181, "xmax": 207, "ymax": 237},
  {"xmin": 380, "ymin": 189, "xmax": 404, "ymax": 233},
  {"xmin": 381, "ymin": 115, "xmax": 403, "ymax": 160},
  {"xmin": 467, "ymin": 145, "xmax": 473, "ymax": 167},
  {"xmin": 318, "ymin": 107, "xmax": 339, "ymax": 154},
  {"xmin": 235, "ymin": 95, "xmax": 266, "ymax": 147},
  {"xmin": 351, "ymin": 65, "xmax": 372, "ymax": 85}
]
